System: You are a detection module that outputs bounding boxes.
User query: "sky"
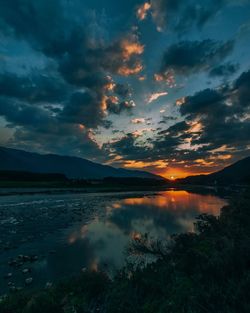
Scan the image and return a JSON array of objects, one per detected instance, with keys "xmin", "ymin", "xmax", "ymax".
[{"xmin": 0, "ymin": 0, "xmax": 250, "ymax": 179}]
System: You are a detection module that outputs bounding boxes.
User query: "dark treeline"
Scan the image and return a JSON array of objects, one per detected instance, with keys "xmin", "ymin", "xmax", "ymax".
[
  {"xmin": 0, "ymin": 171, "xmax": 168, "ymax": 188},
  {"xmin": 1, "ymin": 193, "xmax": 250, "ymax": 313},
  {"xmin": 0, "ymin": 171, "xmax": 67, "ymax": 182}
]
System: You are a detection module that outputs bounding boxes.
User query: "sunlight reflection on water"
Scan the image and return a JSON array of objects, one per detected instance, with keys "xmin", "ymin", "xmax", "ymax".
[
  {"xmin": 66, "ymin": 190, "xmax": 227, "ymax": 271},
  {"xmin": 0, "ymin": 189, "xmax": 228, "ymax": 293}
]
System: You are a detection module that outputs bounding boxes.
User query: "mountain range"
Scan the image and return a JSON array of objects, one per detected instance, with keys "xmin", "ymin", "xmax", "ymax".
[
  {"xmin": 0, "ymin": 146, "xmax": 162, "ymax": 180},
  {"xmin": 0, "ymin": 146, "xmax": 249, "ymax": 185}
]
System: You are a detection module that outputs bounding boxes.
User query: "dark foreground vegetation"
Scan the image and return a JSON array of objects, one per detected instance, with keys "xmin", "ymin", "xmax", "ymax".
[{"xmin": 1, "ymin": 194, "xmax": 250, "ymax": 313}]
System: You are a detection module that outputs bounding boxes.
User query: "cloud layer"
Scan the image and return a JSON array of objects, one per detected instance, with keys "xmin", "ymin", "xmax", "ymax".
[{"xmin": 0, "ymin": 0, "xmax": 250, "ymax": 177}]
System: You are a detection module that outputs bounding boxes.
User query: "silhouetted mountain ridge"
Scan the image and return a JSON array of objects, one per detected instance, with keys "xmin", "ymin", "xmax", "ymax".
[
  {"xmin": 177, "ymin": 157, "xmax": 250, "ymax": 185},
  {"xmin": 0, "ymin": 147, "xmax": 163, "ymax": 180}
]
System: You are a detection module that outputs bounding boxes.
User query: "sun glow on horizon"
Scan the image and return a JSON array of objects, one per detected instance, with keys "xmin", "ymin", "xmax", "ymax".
[
  {"xmin": 156, "ymin": 167, "xmax": 215, "ymax": 180},
  {"xmin": 120, "ymin": 159, "xmax": 218, "ymax": 179}
]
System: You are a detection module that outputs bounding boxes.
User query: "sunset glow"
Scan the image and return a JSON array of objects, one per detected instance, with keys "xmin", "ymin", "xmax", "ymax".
[
  {"xmin": 0, "ymin": 1, "xmax": 249, "ymax": 310},
  {"xmin": 0, "ymin": 0, "xmax": 249, "ymax": 181}
]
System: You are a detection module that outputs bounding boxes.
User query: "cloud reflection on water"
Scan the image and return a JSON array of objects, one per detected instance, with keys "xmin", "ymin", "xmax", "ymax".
[{"xmin": 66, "ymin": 190, "xmax": 228, "ymax": 271}]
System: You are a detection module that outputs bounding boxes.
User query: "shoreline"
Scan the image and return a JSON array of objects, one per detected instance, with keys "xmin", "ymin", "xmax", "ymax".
[{"xmin": 0, "ymin": 184, "xmax": 247, "ymax": 197}]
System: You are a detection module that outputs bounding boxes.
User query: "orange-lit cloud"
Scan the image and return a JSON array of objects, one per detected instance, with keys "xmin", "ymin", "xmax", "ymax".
[
  {"xmin": 108, "ymin": 95, "xmax": 119, "ymax": 104},
  {"xmin": 138, "ymin": 75, "xmax": 146, "ymax": 81},
  {"xmin": 109, "ymin": 35, "xmax": 144, "ymax": 77},
  {"xmin": 154, "ymin": 70, "xmax": 176, "ymax": 88},
  {"xmin": 119, "ymin": 37, "xmax": 144, "ymax": 76},
  {"xmin": 131, "ymin": 118, "xmax": 146, "ymax": 124},
  {"xmin": 78, "ymin": 124, "xmax": 85, "ymax": 130},
  {"xmin": 210, "ymin": 154, "xmax": 232, "ymax": 160},
  {"xmin": 123, "ymin": 159, "xmax": 168, "ymax": 169},
  {"xmin": 132, "ymin": 127, "xmax": 154, "ymax": 137},
  {"xmin": 187, "ymin": 121, "xmax": 203, "ymax": 133},
  {"xmin": 195, "ymin": 159, "xmax": 215, "ymax": 167},
  {"xmin": 105, "ymin": 81, "xmax": 116, "ymax": 91},
  {"xmin": 121, "ymin": 39, "xmax": 144, "ymax": 60},
  {"xmin": 136, "ymin": 2, "xmax": 151, "ymax": 21},
  {"xmin": 118, "ymin": 62, "xmax": 143, "ymax": 76},
  {"xmin": 105, "ymin": 154, "xmax": 124, "ymax": 165},
  {"xmin": 176, "ymin": 97, "xmax": 186, "ymax": 106},
  {"xmin": 147, "ymin": 92, "xmax": 168, "ymax": 103}
]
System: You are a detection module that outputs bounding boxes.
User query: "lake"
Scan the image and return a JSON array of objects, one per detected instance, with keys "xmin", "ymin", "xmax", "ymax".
[{"xmin": 0, "ymin": 188, "xmax": 228, "ymax": 294}]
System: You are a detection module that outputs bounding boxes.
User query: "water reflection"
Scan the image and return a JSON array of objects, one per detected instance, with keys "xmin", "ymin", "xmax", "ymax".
[
  {"xmin": 0, "ymin": 189, "xmax": 228, "ymax": 293},
  {"xmin": 65, "ymin": 190, "xmax": 227, "ymax": 271}
]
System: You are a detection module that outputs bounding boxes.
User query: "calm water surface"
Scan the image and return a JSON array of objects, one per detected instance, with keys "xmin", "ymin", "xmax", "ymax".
[{"xmin": 0, "ymin": 189, "xmax": 228, "ymax": 294}]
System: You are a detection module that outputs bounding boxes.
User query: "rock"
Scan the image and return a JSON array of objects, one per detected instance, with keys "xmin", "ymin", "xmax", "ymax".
[
  {"xmin": 22, "ymin": 268, "xmax": 31, "ymax": 274},
  {"xmin": 17, "ymin": 262, "xmax": 23, "ymax": 267},
  {"xmin": 4, "ymin": 273, "xmax": 12, "ymax": 279},
  {"xmin": 9, "ymin": 286, "xmax": 17, "ymax": 292},
  {"xmin": 8, "ymin": 260, "xmax": 17, "ymax": 267},
  {"xmin": 0, "ymin": 295, "xmax": 7, "ymax": 303},
  {"xmin": 30, "ymin": 255, "xmax": 38, "ymax": 262},
  {"xmin": 16, "ymin": 287, "xmax": 23, "ymax": 291},
  {"xmin": 25, "ymin": 277, "xmax": 33, "ymax": 285},
  {"xmin": 45, "ymin": 282, "xmax": 52, "ymax": 289}
]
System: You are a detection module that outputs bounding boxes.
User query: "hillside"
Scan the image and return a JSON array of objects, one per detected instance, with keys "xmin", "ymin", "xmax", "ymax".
[
  {"xmin": 177, "ymin": 156, "xmax": 250, "ymax": 185},
  {"xmin": 0, "ymin": 147, "xmax": 162, "ymax": 180}
]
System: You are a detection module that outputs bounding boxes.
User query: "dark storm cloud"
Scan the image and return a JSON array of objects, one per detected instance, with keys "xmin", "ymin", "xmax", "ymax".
[
  {"xmin": 0, "ymin": 71, "xmax": 69, "ymax": 104},
  {"xmin": 103, "ymin": 133, "xmax": 152, "ymax": 161},
  {"xmin": 178, "ymin": 69, "xmax": 250, "ymax": 152},
  {"xmin": 55, "ymin": 32, "xmax": 143, "ymax": 87},
  {"xmin": 209, "ymin": 62, "xmax": 239, "ymax": 77},
  {"xmin": 150, "ymin": 0, "xmax": 227, "ymax": 32},
  {"xmin": 113, "ymin": 83, "xmax": 132, "ymax": 98},
  {"xmin": 158, "ymin": 39, "xmax": 234, "ymax": 76},
  {"xmin": 163, "ymin": 121, "xmax": 190, "ymax": 134},
  {"xmin": 0, "ymin": 0, "xmax": 141, "ymax": 107},
  {"xmin": 152, "ymin": 121, "xmax": 192, "ymax": 159},
  {"xmin": 106, "ymin": 82, "xmax": 135, "ymax": 115},
  {"xmin": 0, "ymin": 97, "xmax": 52, "ymax": 127},
  {"xmin": 105, "ymin": 69, "xmax": 250, "ymax": 169},
  {"xmin": 0, "ymin": 0, "xmax": 249, "ymax": 169},
  {"xmin": 61, "ymin": 91, "xmax": 106, "ymax": 128},
  {"xmin": 233, "ymin": 69, "xmax": 250, "ymax": 108},
  {"xmin": 159, "ymin": 116, "xmax": 177, "ymax": 124},
  {"xmin": 107, "ymin": 100, "xmax": 135, "ymax": 115},
  {"xmin": 180, "ymin": 88, "xmax": 225, "ymax": 116},
  {"xmin": 0, "ymin": 0, "xmax": 143, "ymax": 157},
  {"xmin": 0, "ymin": 0, "xmax": 65, "ymax": 49},
  {"xmin": 9, "ymin": 124, "xmax": 102, "ymax": 159},
  {"xmin": 0, "ymin": 95, "xmax": 103, "ymax": 158},
  {"xmin": 105, "ymin": 121, "xmax": 189, "ymax": 163},
  {"xmin": 181, "ymin": 70, "xmax": 250, "ymax": 117}
]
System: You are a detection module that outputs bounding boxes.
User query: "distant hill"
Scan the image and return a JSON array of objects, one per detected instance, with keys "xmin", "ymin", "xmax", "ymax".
[
  {"xmin": 177, "ymin": 157, "xmax": 250, "ymax": 185},
  {"xmin": 0, "ymin": 146, "xmax": 163, "ymax": 180}
]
